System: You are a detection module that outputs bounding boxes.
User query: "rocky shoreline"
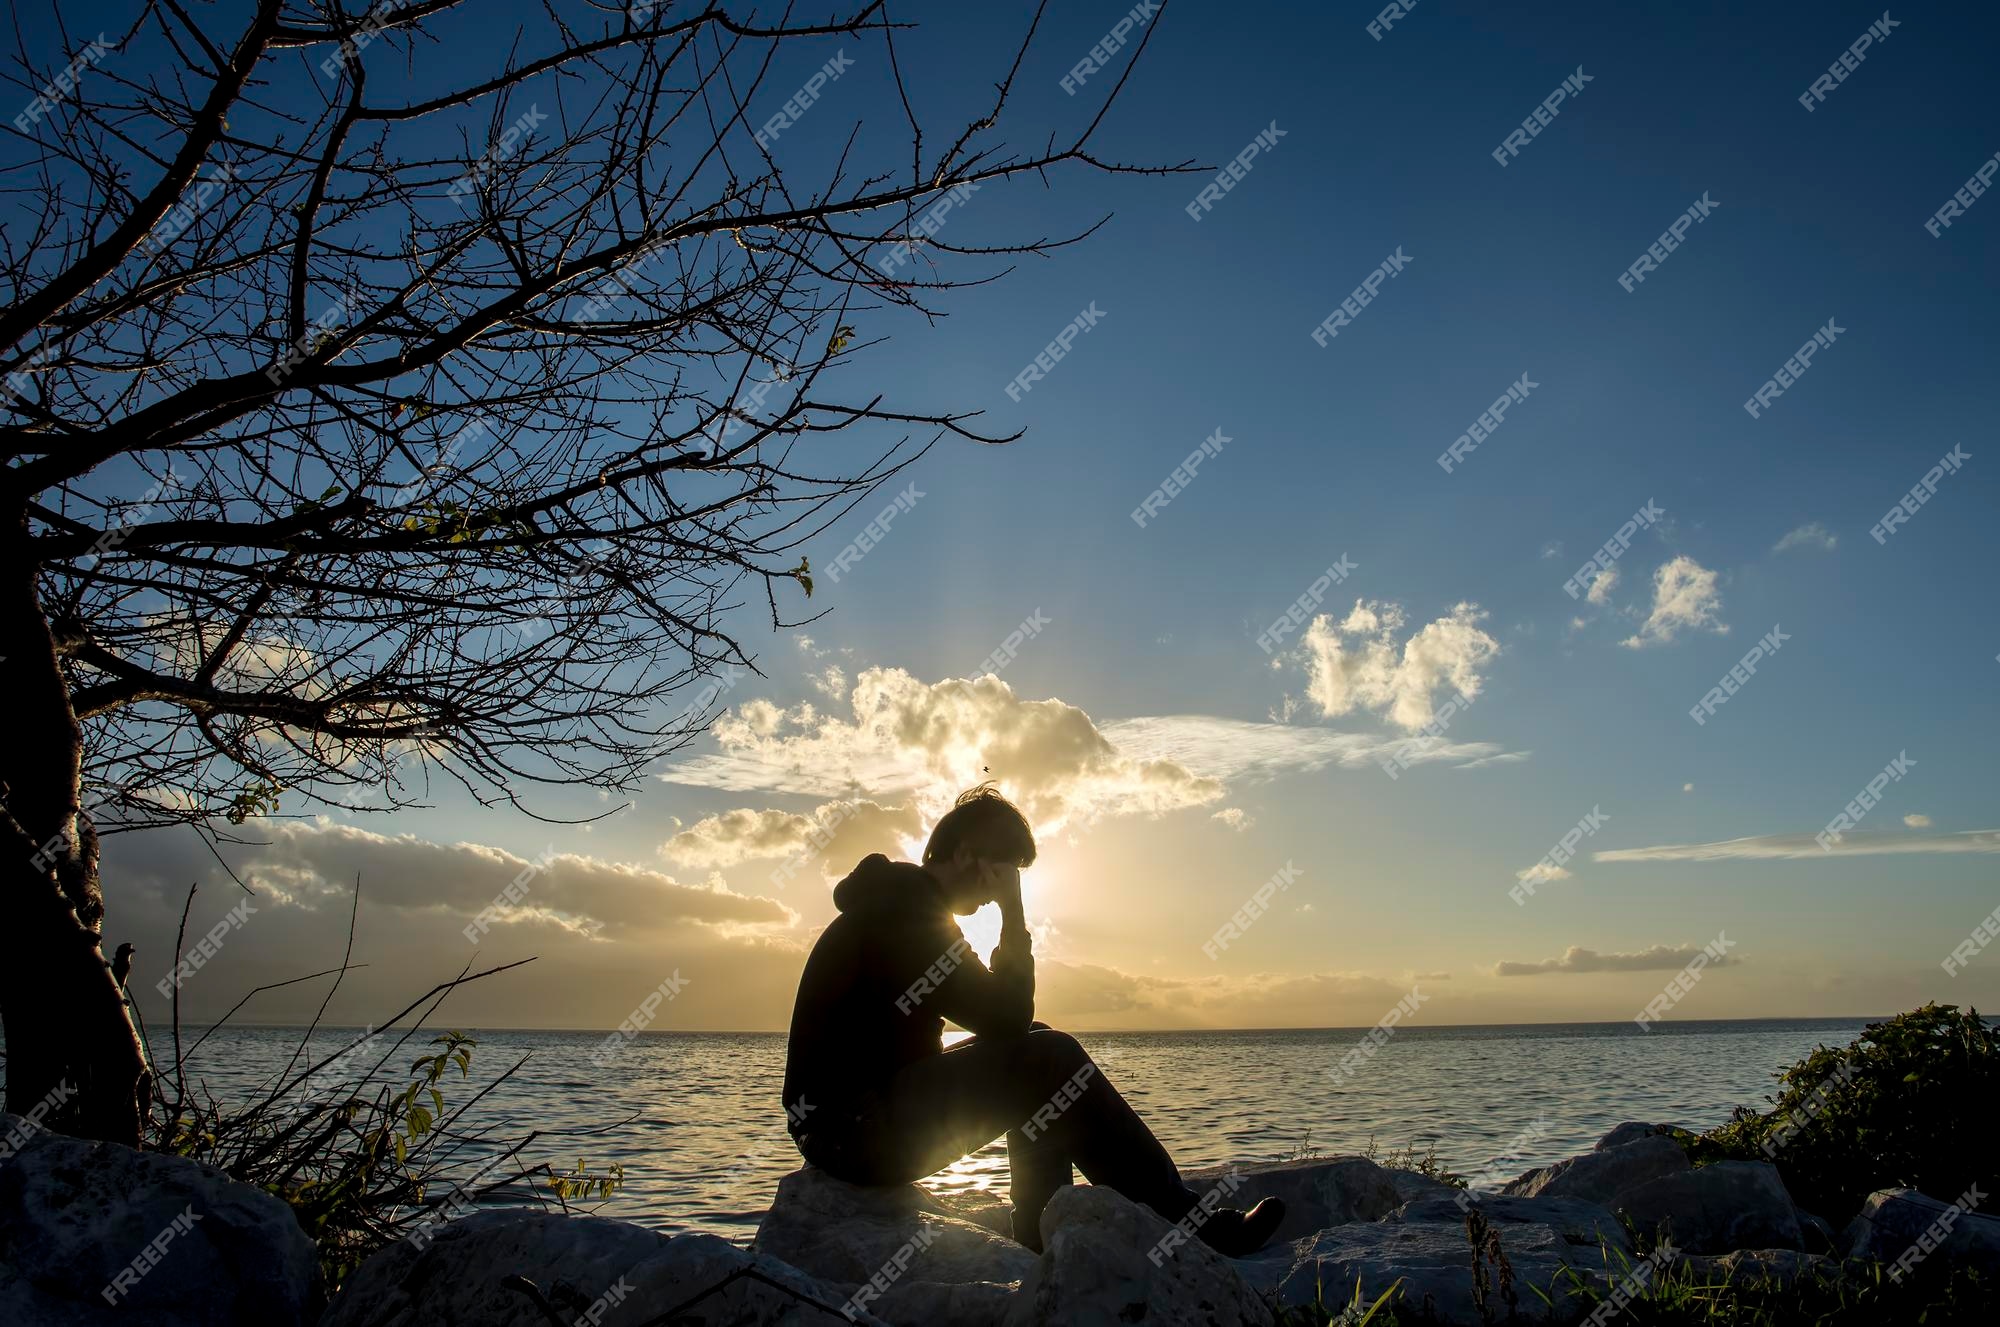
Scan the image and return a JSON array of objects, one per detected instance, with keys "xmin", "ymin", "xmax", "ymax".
[{"xmin": 4, "ymin": 1111, "xmax": 1997, "ymax": 1325}]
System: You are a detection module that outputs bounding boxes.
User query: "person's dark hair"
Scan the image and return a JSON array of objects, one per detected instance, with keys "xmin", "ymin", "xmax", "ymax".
[{"xmin": 922, "ymin": 783, "xmax": 1037, "ymax": 868}]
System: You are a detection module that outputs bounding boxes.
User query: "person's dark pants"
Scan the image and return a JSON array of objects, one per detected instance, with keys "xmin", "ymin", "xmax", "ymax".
[{"xmin": 797, "ymin": 1025, "xmax": 1201, "ymax": 1240}]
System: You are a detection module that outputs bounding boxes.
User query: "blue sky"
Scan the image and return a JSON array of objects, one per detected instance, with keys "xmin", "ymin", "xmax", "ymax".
[{"xmin": 89, "ymin": 0, "xmax": 2000, "ymax": 1032}]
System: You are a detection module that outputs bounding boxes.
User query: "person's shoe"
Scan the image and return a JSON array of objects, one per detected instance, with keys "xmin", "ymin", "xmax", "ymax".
[{"xmin": 1195, "ymin": 1197, "xmax": 1286, "ymax": 1257}]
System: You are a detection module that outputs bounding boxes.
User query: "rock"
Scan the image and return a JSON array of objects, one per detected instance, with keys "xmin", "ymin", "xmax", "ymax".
[
  {"xmin": 1595, "ymin": 1122, "xmax": 1672, "ymax": 1152},
  {"xmin": 322, "ymin": 1209, "xmax": 876, "ymax": 1326},
  {"xmin": 1613, "ymin": 1161, "xmax": 1804, "ymax": 1255},
  {"xmin": 1007, "ymin": 1185, "xmax": 1272, "ymax": 1327},
  {"xmin": 1181, "ymin": 1156, "xmax": 1410, "ymax": 1242},
  {"xmin": 0, "ymin": 1110, "xmax": 322, "ymax": 1327},
  {"xmin": 1501, "ymin": 1134, "xmax": 1690, "ymax": 1206},
  {"xmin": 1839, "ymin": 1187, "xmax": 2000, "ymax": 1276},
  {"xmin": 1671, "ymin": 1248, "xmax": 1836, "ymax": 1288},
  {"xmin": 752, "ymin": 1166, "xmax": 1036, "ymax": 1297},
  {"xmin": 1238, "ymin": 1190, "xmax": 1631, "ymax": 1324}
]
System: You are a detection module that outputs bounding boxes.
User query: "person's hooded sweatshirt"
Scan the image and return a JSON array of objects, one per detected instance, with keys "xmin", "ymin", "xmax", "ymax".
[{"xmin": 782, "ymin": 853, "xmax": 1034, "ymax": 1125}]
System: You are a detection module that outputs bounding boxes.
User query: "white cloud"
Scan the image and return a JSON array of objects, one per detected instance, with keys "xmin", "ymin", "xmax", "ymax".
[
  {"xmin": 660, "ymin": 668, "xmax": 1224, "ymax": 832},
  {"xmin": 1683, "ymin": 783, "xmax": 1694, "ymax": 793},
  {"xmin": 1539, "ymin": 540, "xmax": 1564, "ymax": 561},
  {"xmin": 1596, "ymin": 829, "xmax": 2000, "ymax": 863},
  {"xmin": 809, "ymin": 665, "xmax": 848, "ymax": 700},
  {"xmin": 661, "ymin": 798, "xmax": 921, "ymax": 874},
  {"xmin": 1495, "ymin": 943, "xmax": 1744, "ymax": 977},
  {"xmin": 1297, "ymin": 600, "xmax": 1500, "ymax": 730},
  {"xmin": 1584, "ymin": 563, "xmax": 1619, "ymax": 606},
  {"xmin": 1621, "ymin": 557, "xmax": 1726, "ymax": 649},
  {"xmin": 1211, "ymin": 807, "xmax": 1254, "ymax": 833},
  {"xmin": 1774, "ymin": 523, "xmax": 1837, "ymax": 554},
  {"xmin": 1514, "ymin": 861, "xmax": 1571, "ymax": 887},
  {"xmin": 1903, "ymin": 813, "xmax": 1932, "ymax": 829}
]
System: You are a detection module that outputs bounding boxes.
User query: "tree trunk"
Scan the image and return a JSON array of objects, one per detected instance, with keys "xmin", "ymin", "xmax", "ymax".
[{"xmin": 0, "ymin": 516, "xmax": 150, "ymax": 1146}]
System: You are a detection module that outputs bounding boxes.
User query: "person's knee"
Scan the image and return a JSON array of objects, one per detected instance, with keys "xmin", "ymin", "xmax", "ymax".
[{"xmin": 1024, "ymin": 1027, "xmax": 1090, "ymax": 1077}]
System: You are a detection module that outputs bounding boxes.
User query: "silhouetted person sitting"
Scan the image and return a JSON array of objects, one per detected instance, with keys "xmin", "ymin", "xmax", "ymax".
[{"xmin": 782, "ymin": 784, "xmax": 1284, "ymax": 1255}]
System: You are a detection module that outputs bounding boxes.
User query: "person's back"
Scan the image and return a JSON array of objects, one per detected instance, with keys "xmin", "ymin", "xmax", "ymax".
[{"xmin": 779, "ymin": 784, "xmax": 1283, "ymax": 1259}]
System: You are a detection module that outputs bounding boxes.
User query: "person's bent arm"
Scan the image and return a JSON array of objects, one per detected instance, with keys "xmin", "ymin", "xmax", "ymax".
[{"xmin": 934, "ymin": 869, "xmax": 1034, "ymax": 1036}]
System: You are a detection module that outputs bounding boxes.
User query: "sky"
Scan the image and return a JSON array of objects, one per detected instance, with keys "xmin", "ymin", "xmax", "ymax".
[{"xmin": 83, "ymin": 0, "xmax": 2000, "ymax": 1036}]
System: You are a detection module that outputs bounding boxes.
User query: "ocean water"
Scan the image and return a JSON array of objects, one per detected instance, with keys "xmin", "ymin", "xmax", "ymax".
[{"xmin": 163, "ymin": 1018, "xmax": 1872, "ymax": 1243}]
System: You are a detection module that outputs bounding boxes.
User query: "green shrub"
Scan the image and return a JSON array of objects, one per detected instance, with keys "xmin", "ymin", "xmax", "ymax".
[{"xmin": 1685, "ymin": 1002, "xmax": 2000, "ymax": 1225}]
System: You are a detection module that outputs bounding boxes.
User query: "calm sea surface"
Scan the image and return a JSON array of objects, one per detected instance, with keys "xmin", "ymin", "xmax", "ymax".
[{"xmin": 163, "ymin": 1019, "xmax": 1872, "ymax": 1243}]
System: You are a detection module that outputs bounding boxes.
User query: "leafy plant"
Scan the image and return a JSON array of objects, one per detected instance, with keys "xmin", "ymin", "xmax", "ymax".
[{"xmin": 1684, "ymin": 1003, "xmax": 2000, "ymax": 1224}]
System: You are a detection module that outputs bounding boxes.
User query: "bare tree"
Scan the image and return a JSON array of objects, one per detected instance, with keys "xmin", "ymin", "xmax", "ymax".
[{"xmin": 0, "ymin": 0, "xmax": 1176, "ymax": 1144}]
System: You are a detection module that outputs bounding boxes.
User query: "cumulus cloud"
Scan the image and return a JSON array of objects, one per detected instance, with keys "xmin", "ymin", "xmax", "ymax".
[
  {"xmin": 1774, "ymin": 523, "xmax": 1837, "ymax": 554},
  {"xmin": 1903, "ymin": 814, "xmax": 1932, "ymax": 829},
  {"xmin": 1296, "ymin": 600, "xmax": 1500, "ymax": 730},
  {"xmin": 1494, "ymin": 943, "xmax": 1743, "ymax": 977},
  {"xmin": 1583, "ymin": 563, "xmax": 1619, "ymax": 606},
  {"xmin": 1622, "ymin": 557, "xmax": 1727, "ymax": 648},
  {"xmin": 1596, "ymin": 829, "xmax": 2000, "ymax": 863},
  {"xmin": 1211, "ymin": 807, "xmax": 1255, "ymax": 833},
  {"xmin": 661, "ymin": 668, "xmax": 1224, "ymax": 832},
  {"xmin": 1514, "ymin": 862, "xmax": 1571, "ymax": 887},
  {"xmin": 662, "ymin": 798, "xmax": 922, "ymax": 874},
  {"xmin": 809, "ymin": 665, "xmax": 848, "ymax": 700},
  {"xmin": 230, "ymin": 819, "xmax": 793, "ymax": 937}
]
